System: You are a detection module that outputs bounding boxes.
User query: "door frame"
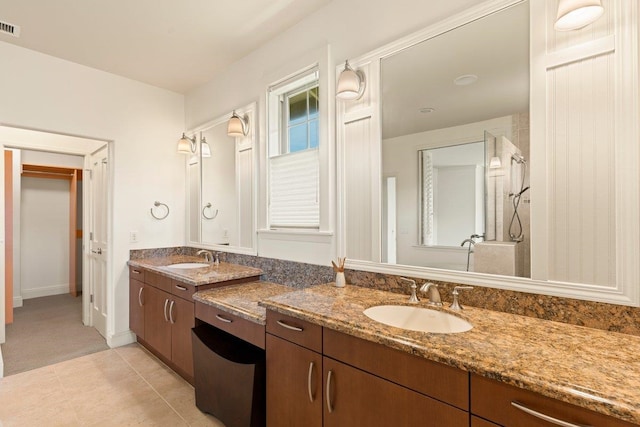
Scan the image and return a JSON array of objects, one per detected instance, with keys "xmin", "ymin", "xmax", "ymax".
[{"xmin": 0, "ymin": 125, "xmax": 112, "ymax": 347}]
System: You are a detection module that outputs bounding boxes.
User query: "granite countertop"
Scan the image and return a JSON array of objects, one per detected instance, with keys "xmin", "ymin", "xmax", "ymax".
[
  {"xmin": 128, "ymin": 255, "xmax": 263, "ymax": 286},
  {"xmin": 193, "ymin": 281, "xmax": 293, "ymax": 325},
  {"xmin": 260, "ymin": 284, "xmax": 640, "ymax": 425}
]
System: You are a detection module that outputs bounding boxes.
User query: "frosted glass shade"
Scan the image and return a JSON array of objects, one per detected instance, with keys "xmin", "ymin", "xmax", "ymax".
[
  {"xmin": 178, "ymin": 133, "xmax": 195, "ymax": 154},
  {"xmin": 201, "ymin": 139, "xmax": 211, "ymax": 158},
  {"xmin": 337, "ymin": 62, "xmax": 365, "ymax": 100},
  {"xmin": 555, "ymin": 0, "xmax": 604, "ymax": 31},
  {"xmin": 489, "ymin": 156, "xmax": 502, "ymax": 169},
  {"xmin": 227, "ymin": 113, "xmax": 246, "ymax": 137}
]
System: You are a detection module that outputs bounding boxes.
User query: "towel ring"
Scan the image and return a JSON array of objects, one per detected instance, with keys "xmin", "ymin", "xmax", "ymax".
[
  {"xmin": 202, "ymin": 202, "xmax": 219, "ymax": 220},
  {"xmin": 150, "ymin": 201, "xmax": 170, "ymax": 220}
]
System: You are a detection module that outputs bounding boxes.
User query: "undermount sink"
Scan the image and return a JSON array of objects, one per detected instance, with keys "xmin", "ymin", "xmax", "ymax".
[
  {"xmin": 363, "ymin": 305, "xmax": 473, "ymax": 334},
  {"xmin": 166, "ymin": 262, "xmax": 210, "ymax": 269}
]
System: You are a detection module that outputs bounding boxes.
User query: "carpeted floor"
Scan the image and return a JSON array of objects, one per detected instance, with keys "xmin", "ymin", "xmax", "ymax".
[{"xmin": 1, "ymin": 293, "xmax": 109, "ymax": 376}]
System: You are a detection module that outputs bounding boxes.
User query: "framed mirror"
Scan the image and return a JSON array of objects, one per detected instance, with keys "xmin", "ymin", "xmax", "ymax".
[
  {"xmin": 187, "ymin": 102, "xmax": 257, "ymax": 254},
  {"xmin": 380, "ymin": 0, "xmax": 530, "ymax": 276},
  {"xmin": 338, "ymin": 0, "xmax": 640, "ymax": 306}
]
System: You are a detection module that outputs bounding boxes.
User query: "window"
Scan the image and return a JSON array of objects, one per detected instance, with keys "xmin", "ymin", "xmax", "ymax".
[{"xmin": 268, "ymin": 68, "xmax": 320, "ymax": 228}]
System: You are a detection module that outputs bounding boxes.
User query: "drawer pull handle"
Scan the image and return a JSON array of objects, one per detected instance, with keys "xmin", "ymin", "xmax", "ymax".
[
  {"xmin": 132, "ymin": 269, "xmax": 141, "ymax": 275},
  {"xmin": 138, "ymin": 287, "xmax": 144, "ymax": 307},
  {"xmin": 276, "ymin": 320, "xmax": 303, "ymax": 332},
  {"xmin": 307, "ymin": 362, "xmax": 315, "ymax": 403},
  {"xmin": 169, "ymin": 300, "xmax": 176, "ymax": 324},
  {"xmin": 215, "ymin": 314, "xmax": 233, "ymax": 323},
  {"xmin": 326, "ymin": 370, "xmax": 334, "ymax": 413},
  {"xmin": 174, "ymin": 284, "xmax": 188, "ymax": 291},
  {"xmin": 511, "ymin": 401, "xmax": 591, "ymax": 427},
  {"xmin": 163, "ymin": 299, "xmax": 169, "ymax": 322}
]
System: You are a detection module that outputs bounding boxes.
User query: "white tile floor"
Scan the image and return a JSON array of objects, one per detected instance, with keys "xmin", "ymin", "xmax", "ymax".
[{"xmin": 0, "ymin": 344, "xmax": 225, "ymax": 426}]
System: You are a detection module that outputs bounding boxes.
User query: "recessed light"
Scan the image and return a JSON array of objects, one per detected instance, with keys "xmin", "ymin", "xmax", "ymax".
[
  {"xmin": 454, "ymin": 74, "xmax": 478, "ymax": 86},
  {"xmin": 419, "ymin": 107, "xmax": 435, "ymax": 114}
]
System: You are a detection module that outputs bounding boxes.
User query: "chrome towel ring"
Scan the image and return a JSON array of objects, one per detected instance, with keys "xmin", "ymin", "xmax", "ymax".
[
  {"xmin": 151, "ymin": 201, "xmax": 170, "ymax": 220},
  {"xmin": 202, "ymin": 202, "xmax": 219, "ymax": 220}
]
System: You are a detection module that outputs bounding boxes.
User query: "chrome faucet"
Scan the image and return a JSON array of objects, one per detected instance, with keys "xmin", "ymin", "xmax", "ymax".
[
  {"xmin": 419, "ymin": 282, "xmax": 442, "ymax": 306},
  {"xmin": 196, "ymin": 249, "xmax": 213, "ymax": 263}
]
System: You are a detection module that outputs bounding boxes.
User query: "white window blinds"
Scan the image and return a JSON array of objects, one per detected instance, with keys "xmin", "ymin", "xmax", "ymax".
[{"xmin": 269, "ymin": 149, "xmax": 319, "ymax": 228}]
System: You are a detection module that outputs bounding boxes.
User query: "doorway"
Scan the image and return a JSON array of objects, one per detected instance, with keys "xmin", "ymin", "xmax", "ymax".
[{"xmin": 0, "ymin": 125, "xmax": 110, "ymax": 376}]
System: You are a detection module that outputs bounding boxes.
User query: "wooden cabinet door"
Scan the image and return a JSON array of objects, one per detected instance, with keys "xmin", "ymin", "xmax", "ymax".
[
  {"xmin": 129, "ymin": 278, "xmax": 145, "ymax": 339},
  {"xmin": 169, "ymin": 296, "xmax": 195, "ymax": 379},
  {"xmin": 143, "ymin": 284, "xmax": 171, "ymax": 361},
  {"xmin": 266, "ymin": 334, "xmax": 322, "ymax": 427},
  {"xmin": 323, "ymin": 357, "xmax": 468, "ymax": 427}
]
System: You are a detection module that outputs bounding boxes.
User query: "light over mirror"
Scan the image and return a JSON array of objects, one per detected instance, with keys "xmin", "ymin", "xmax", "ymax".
[
  {"xmin": 187, "ymin": 103, "xmax": 257, "ymax": 254},
  {"xmin": 380, "ymin": 0, "xmax": 530, "ymax": 277}
]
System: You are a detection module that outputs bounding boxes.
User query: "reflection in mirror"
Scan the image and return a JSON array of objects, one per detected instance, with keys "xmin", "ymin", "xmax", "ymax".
[
  {"xmin": 200, "ymin": 123, "xmax": 236, "ymax": 246},
  {"xmin": 186, "ymin": 103, "xmax": 256, "ymax": 254},
  {"xmin": 380, "ymin": 1, "xmax": 529, "ymax": 277}
]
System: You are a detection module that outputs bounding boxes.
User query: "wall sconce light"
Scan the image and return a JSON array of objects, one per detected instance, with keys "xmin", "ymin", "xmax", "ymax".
[
  {"xmin": 227, "ymin": 110, "xmax": 247, "ymax": 137},
  {"xmin": 489, "ymin": 156, "xmax": 502, "ymax": 169},
  {"xmin": 200, "ymin": 136, "xmax": 211, "ymax": 158},
  {"xmin": 336, "ymin": 60, "xmax": 366, "ymax": 100},
  {"xmin": 178, "ymin": 133, "xmax": 196, "ymax": 154},
  {"xmin": 555, "ymin": 0, "xmax": 604, "ymax": 31}
]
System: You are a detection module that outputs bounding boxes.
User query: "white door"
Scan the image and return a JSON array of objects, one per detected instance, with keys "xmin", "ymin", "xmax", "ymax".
[{"xmin": 88, "ymin": 146, "xmax": 108, "ymax": 338}]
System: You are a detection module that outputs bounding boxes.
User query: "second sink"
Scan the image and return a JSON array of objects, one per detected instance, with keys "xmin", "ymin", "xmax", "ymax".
[{"xmin": 363, "ymin": 305, "xmax": 472, "ymax": 334}]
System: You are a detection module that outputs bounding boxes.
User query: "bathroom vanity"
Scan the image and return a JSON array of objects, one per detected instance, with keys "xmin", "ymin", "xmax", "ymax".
[
  {"xmin": 261, "ymin": 284, "xmax": 640, "ymax": 427},
  {"xmin": 127, "ymin": 256, "xmax": 262, "ymax": 382}
]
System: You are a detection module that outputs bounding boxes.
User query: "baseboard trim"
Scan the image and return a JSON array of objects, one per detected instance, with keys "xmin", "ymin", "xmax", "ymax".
[
  {"xmin": 107, "ymin": 330, "xmax": 136, "ymax": 348},
  {"xmin": 21, "ymin": 284, "xmax": 69, "ymax": 300},
  {"xmin": 13, "ymin": 295, "xmax": 23, "ymax": 308}
]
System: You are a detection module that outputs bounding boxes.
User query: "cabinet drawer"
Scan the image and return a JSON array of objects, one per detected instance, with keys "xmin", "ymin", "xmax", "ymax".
[
  {"xmin": 171, "ymin": 279, "xmax": 195, "ymax": 300},
  {"xmin": 471, "ymin": 374, "xmax": 636, "ymax": 427},
  {"xmin": 144, "ymin": 270, "xmax": 172, "ymax": 293},
  {"xmin": 471, "ymin": 416, "xmax": 501, "ymax": 427},
  {"xmin": 324, "ymin": 328, "xmax": 469, "ymax": 411},
  {"xmin": 196, "ymin": 301, "xmax": 265, "ymax": 349},
  {"xmin": 266, "ymin": 310, "xmax": 322, "ymax": 353},
  {"xmin": 129, "ymin": 266, "xmax": 145, "ymax": 279}
]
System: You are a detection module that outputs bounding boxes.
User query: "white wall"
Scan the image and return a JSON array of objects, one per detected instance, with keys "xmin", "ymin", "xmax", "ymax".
[
  {"xmin": 185, "ymin": 0, "xmax": 481, "ymax": 265},
  {"xmin": 20, "ymin": 177, "xmax": 70, "ymax": 299},
  {"xmin": 0, "ymin": 41, "xmax": 185, "ymax": 346}
]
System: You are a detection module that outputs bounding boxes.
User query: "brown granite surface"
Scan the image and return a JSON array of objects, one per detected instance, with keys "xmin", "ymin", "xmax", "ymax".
[
  {"xmin": 260, "ymin": 284, "xmax": 640, "ymax": 425},
  {"xmin": 127, "ymin": 255, "xmax": 262, "ymax": 286},
  {"xmin": 192, "ymin": 281, "xmax": 294, "ymax": 325}
]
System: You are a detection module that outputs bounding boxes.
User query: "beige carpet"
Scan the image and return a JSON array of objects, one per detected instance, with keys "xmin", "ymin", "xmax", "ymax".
[{"xmin": 1, "ymin": 293, "xmax": 109, "ymax": 376}]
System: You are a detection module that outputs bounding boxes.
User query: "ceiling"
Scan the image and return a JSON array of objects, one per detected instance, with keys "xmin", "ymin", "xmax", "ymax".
[
  {"xmin": 382, "ymin": 2, "xmax": 530, "ymax": 139},
  {"xmin": 0, "ymin": 0, "xmax": 331, "ymax": 93}
]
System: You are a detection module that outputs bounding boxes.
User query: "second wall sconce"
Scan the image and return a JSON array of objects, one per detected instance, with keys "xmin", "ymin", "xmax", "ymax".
[
  {"xmin": 201, "ymin": 135, "xmax": 211, "ymax": 158},
  {"xmin": 227, "ymin": 110, "xmax": 247, "ymax": 137},
  {"xmin": 555, "ymin": 0, "xmax": 604, "ymax": 31},
  {"xmin": 178, "ymin": 133, "xmax": 196, "ymax": 154},
  {"xmin": 337, "ymin": 60, "xmax": 366, "ymax": 100}
]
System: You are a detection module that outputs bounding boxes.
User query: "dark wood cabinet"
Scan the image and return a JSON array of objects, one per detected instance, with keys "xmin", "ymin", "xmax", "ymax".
[
  {"xmin": 471, "ymin": 416, "xmax": 501, "ymax": 427},
  {"xmin": 471, "ymin": 374, "xmax": 637, "ymax": 427},
  {"xmin": 322, "ymin": 356, "xmax": 467, "ymax": 427},
  {"xmin": 266, "ymin": 334, "xmax": 322, "ymax": 427},
  {"xmin": 143, "ymin": 284, "xmax": 172, "ymax": 361},
  {"xmin": 170, "ymin": 296, "xmax": 195, "ymax": 378},
  {"xmin": 265, "ymin": 309, "xmax": 468, "ymax": 427},
  {"xmin": 128, "ymin": 276, "xmax": 145, "ymax": 338}
]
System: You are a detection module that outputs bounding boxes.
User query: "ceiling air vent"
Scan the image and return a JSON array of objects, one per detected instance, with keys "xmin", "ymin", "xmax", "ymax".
[{"xmin": 0, "ymin": 20, "xmax": 21, "ymax": 38}]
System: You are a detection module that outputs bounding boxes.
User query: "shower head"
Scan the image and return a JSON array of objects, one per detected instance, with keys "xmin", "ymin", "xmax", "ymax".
[{"xmin": 511, "ymin": 153, "xmax": 526, "ymax": 164}]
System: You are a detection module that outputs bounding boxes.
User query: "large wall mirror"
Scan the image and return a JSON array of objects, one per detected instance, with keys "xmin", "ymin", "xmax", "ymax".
[
  {"xmin": 187, "ymin": 103, "xmax": 257, "ymax": 254},
  {"xmin": 381, "ymin": 0, "xmax": 530, "ymax": 276},
  {"xmin": 338, "ymin": 0, "xmax": 640, "ymax": 306}
]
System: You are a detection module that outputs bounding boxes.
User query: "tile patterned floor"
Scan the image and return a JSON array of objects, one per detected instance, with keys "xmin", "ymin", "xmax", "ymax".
[{"xmin": 0, "ymin": 344, "xmax": 225, "ymax": 426}]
